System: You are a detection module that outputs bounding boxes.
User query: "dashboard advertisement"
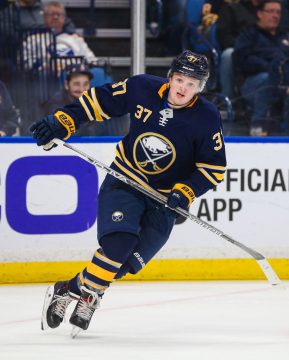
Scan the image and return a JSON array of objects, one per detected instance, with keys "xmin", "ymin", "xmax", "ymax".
[{"xmin": 0, "ymin": 139, "xmax": 288, "ymax": 266}]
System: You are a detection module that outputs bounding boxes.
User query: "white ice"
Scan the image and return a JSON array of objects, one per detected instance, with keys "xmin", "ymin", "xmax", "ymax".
[{"xmin": 0, "ymin": 281, "xmax": 288, "ymax": 360}]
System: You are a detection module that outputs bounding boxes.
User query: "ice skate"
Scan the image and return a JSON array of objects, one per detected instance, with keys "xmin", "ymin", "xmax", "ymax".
[
  {"xmin": 41, "ymin": 281, "xmax": 79, "ymax": 330},
  {"xmin": 69, "ymin": 286, "xmax": 101, "ymax": 336}
]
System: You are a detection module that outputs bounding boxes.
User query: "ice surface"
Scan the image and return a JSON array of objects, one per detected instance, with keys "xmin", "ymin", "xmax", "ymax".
[{"xmin": 0, "ymin": 281, "xmax": 288, "ymax": 360}]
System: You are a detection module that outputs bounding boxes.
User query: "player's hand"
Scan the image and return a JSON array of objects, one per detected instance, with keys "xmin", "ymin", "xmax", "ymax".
[
  {"xmin": 167, "ymin": 189, "xmax": 189, "ymax": 209},
  {"xmin": 167, "ymin": 183, "xmax": 195, "ymax": 210},
  {"xmin": 30, "ymin": 112, "xmax": 76, "ymax": 147},
  {"xmin": 30, "ymin": 115, "xmax": 66, "ymax": 146}
]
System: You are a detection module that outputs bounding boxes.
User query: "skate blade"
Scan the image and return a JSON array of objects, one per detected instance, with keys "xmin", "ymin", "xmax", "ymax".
[
  {"xmin": 41, "ymin": 285, "xmax": 54, "ymax": 330},
  {"xmin": 71, "ymin": 326, "xmax": 83, "ymax": 339}
]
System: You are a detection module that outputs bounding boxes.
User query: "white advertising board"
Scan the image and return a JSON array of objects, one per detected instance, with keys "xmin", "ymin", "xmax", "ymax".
[{"xmin": 0, "ymin": 139, "xmax": 288, "ymax": 263}]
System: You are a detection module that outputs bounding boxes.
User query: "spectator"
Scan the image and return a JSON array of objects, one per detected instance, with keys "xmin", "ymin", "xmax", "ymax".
[
  {"xmin": 23, "ymin": 1, "xmax": 97, "ymax": 70},
  {"xmin": 0, "ymin": 80, "xmax": 19, "ymax": 136},
  {"xmin": 43, "ymin": 64, "xmax": 93, "ymax": 114},
  {"xmin": 216, "ymin": 0, "xmax": 260, "ymax": 99},
  {"xmin": 43, "ymin": 64, "xmax": 129, "ymax": 136},
  {"xmin": 43, "ymin": 1, "xmax": 96, "ymax": 62},
  {"xmin": 16, "ymin": 0, "xmax": 75, "ymax": 32},
  {"xmin": 269, "ymin": 53, "xmax": 289, "ymax": 134},
  {"xmin": 43, "ymin": 64, "xmax": 103, "ymax": 136},
  {"xmin": 233, "ymin": 0, "xmax": 289, "ymax": 135}
]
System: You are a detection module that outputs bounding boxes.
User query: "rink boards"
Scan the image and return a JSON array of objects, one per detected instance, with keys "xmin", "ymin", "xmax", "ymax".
[{"xmin": 0, "ymin": 137, "xmax": 288, "ymax": 283}]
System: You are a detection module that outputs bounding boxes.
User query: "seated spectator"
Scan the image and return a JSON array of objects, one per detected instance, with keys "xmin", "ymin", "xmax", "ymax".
[
  {"xmin": 23, "ymin": 1, "xmax": 97, "ymax": 70},
  {"xmin": 268, "ymin": 55, "xmax": 289, "ymax": 134},
  {"xmin": 233, "ymin": 0, "xmax": 289, "ymax": 136},
  {"xmin": 43, "ymin": 1, "xmax": 95, "ymax": 61},
  {"xmin": 197, "ymin": 2, "xmax": 218, "ymax": 38},
  {"xmin": 42, "ymin": 64, "xmax": 126, "ymax": 136},
  {"xmin": 0, "ymin": 80, "xmax": 19, "ymax": 136},
  {"xmin": 16, "ymin": 0, "xmax": 75, "ymax": 32},
  {"xmin": 43, "ymin": 64, "xmax": 93, "ymax": 114},
  {"xmin": 216, "ymin": 0, "xmax": 260, "ymax": 99}
]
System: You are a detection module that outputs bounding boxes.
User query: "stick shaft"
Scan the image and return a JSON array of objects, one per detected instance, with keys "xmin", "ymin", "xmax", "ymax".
[{"xmin": 51, "ymin": 138, "xmax": 281, "ymax": 285}]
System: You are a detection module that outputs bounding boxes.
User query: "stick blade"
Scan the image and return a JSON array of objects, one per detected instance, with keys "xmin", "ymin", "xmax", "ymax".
[{"xmin": 257, "ymin": 259, "xmax": 281, "ymax": 285}]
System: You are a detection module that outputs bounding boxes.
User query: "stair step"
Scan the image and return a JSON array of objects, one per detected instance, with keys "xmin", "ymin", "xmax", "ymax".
[
  {"xmin": 42, "ymin": 0, "xmax": 130, "ymax": 8},
  {"xmin": 76, "ymin": 28, "xmax": 155, "ymax": 38},
  {"xmin": 102, "ymin": 57, "xmax": 173, "ymax": 67}
]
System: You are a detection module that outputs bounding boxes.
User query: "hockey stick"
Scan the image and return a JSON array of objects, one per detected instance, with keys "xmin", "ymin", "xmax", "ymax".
[{"xmin": 48, "ymin": 138, "xmax": 281, "ymax": 286}]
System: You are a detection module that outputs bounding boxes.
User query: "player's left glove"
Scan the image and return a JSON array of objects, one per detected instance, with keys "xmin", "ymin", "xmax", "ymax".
[
  {"xmin": 30, "ymin": 111, "xmax": 76, "ymax": 148},
  {"xmin": 167, "ymin": 183, "xmax": 196, "ymax": 210}
]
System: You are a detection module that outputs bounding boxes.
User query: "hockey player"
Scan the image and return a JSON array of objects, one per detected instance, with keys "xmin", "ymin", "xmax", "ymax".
[{"xmin": 30, "ymin": 50, "xmax": 227, "ymax": 334}]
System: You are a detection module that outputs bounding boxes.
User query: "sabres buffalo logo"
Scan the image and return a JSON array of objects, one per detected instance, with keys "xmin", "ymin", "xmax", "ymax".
[
  {"xmin": 187, "ymin": 55, "xmax": 198, "ymax": 63},
  {"xmin": 112, "ymin": 211, "xmax": 124, "ymax": 222},
  {"xmin": 133, "ymin": 132, "xmax": 176, "ymax": 174}
]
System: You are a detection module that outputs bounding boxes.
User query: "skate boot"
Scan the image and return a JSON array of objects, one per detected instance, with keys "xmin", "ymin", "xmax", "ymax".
[
  {"xmin": 41, "ymin": 281, "xmax": 79, "ymax": 330},
  {"xmin": 69, "ymin": 286, "xmax": 102, "ymax": 335}
]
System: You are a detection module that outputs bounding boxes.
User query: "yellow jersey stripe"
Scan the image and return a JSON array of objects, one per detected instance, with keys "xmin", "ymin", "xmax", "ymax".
[
  {"xmin": 91, "ymin": 88, "xmax": 110, "ymax": 120},
  {"xmin": 196, "ymin": 162, "xmax": 226, "ymax": 170},
  {"xmin": 79, "ymin": 96, "xmax": 94, "ymax": 121},
  {"xmin": 83, "ymin": 91, "xmax": 102, "ymax": 121},
  {"xmin": 113, "ymin": 159, "xmax": 157, "ymax": 193},
  {"xmin": 198, "ymin": 168, "xmax": 218, "ymax": 186},
  {"xmin": 118, "ymin": 141, "xmax": 149, "ymax": 182},
  {"xmin": 212, "ymin": 172, "xmax": 225, "ymax": 181},
  {"xmin": 115, "ymin": 149, "xmax": 122, "ymax": 160},
  {"xmin": 86, "ymin": 262, "xmax": 117, "ymax": 282},
  {"xmin": 95, "ymin": 250, "xmax": 122, "ymax": 268}
]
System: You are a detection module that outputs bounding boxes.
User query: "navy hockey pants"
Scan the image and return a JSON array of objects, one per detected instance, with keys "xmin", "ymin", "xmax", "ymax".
[{"xmin": 97, "ymin": 175, "xmax": 176, "ymax": 274}]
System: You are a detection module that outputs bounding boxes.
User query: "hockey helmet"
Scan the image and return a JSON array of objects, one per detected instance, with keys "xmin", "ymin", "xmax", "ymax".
[{"xmin": 169, "ymin": 50, "xmax": 210, "ymax": 84}]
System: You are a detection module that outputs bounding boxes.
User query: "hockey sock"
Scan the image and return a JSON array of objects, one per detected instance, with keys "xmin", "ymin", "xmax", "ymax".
[
  {"xmin": 70, "ymin": 233, "xmax": 139, "ymax": 292},
  {"xmin": 68, "ymin": 273, "xmax": 82, "ymax": 296},
  {"xmin": 78, "ymin": 248, "xmax": 123, "ymax": 291}
]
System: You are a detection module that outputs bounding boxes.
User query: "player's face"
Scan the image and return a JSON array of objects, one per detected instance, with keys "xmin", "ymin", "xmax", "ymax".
[
  {"xmin": 168, "ymin": 73, "xmax": 200, "ymax": 107},
  {"xmin": 65, "ymin": 74, "xmax": 91, "ymax": 99}
]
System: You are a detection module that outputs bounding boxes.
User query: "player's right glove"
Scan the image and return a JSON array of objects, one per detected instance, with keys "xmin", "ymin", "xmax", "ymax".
[
  {"xmin": 167, "ymin": 183, "xmax": 195, "ymax": 210},
  {"xmin": 30, "ymin": 111, "xmax": 76, "ymax": 148}
]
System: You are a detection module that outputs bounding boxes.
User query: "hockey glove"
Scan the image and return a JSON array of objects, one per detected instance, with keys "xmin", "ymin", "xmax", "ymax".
[
  {"xmin": 167, "ymin": 183, "xmax": 196, "ymax": 210},
  {"xmin": 30, "ymin": 111, "xmax": 76, "ymax": 147}
]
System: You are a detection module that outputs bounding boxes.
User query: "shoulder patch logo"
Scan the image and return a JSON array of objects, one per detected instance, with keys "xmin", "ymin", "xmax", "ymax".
[{"xmin": 133, "ymin": 132, "xmax": 176, "ymax": 174}]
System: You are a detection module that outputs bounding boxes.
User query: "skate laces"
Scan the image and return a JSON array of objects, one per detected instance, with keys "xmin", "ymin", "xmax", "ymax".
[
  {"xmin": 52, "ymin": 292, "xmax": 72, "ymax": 318},
  {"xmin": 75, "ymin": 292, "xmax": 100, "ymax": 321}
]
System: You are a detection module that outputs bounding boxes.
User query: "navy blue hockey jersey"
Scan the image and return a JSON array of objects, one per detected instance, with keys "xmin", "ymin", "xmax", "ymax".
[{"xmin": 55, "ymin": 74, "xmax": 226, "ymax": 202}]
